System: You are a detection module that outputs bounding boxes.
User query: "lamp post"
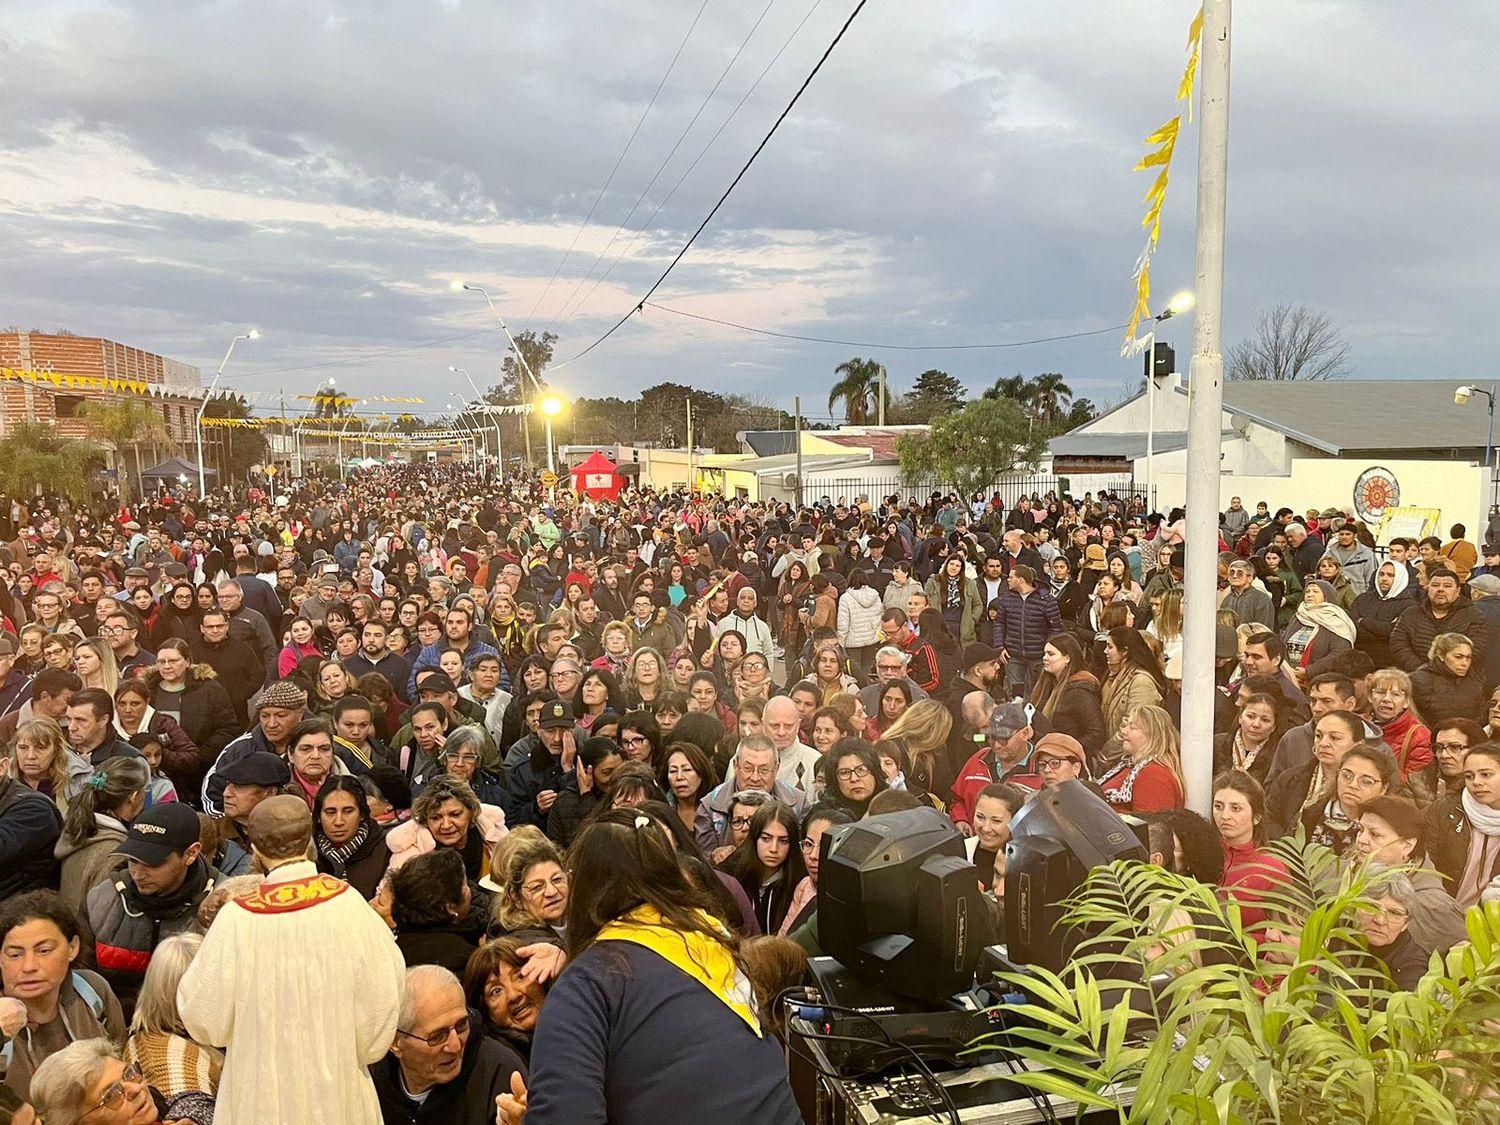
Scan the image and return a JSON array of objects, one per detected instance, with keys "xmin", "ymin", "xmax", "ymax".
[
  {"xmin": 449, "ymin": 365, "xmax": 502, "ymax": 466},
  {"xmin": 450, "ymin": 397, "xmax": 481, "ymax": 466},
  {"xmin": 1145, "ymin": 291, "xmax": 1195, "ymax": 506},
  {"xmin": 1456, "ymin": 384, "xmax": 1496, "ymax": 470},
  {"xmin": 541, "ymin": 394, "xmax": 562, "ymax": 474},
  {"xmin": 451, "ymin": 280, "xmax": 552, "ymax": 468},
  {"xmin": 196, "ymin": 329, "xmax": 259, "ymax": 495}
]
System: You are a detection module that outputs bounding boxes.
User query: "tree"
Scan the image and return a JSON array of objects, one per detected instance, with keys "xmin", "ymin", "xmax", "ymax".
[
  {"xmin": 79, "ymin": 398, "xmax": 173, "ymax": 502},
  {"xmin": 1029, "ymin": 372, "xmax": 1073, "ymax": 427},
  {"xmin": 1056, "ymin": 397, "xmax": 1098, "ymax": 434},
  {"xmin": 1227, "ymin": 303, "xmax": 1352, "ymax": 381},
  {"xmin": 202, "ymin": 393, "xmax": 268, "ymax": 483},
  {"xmin": 491, "ymin": 330, "xmax": 557, "ymax": 402},
  {"xmin": 896, "ymin": 397, "xmax": 1047, "ymax": 497},
  {"xmin": 307, "ymin": 383, "xmax": 352, "ymax": 419},
  {"xmin": 0, "ymin": 422, "xmax": 104, "ymax": 503},
  {"xmin": 897, "ymin": 369, "xmax": 967, "ymax": 424},
  {"xmin": 982, "ymin": 373, "xmax": 1035, "ymax": 411},
  {"xmin": 828, "ymin": 357, "xmax": 891, "ymax": 425}
]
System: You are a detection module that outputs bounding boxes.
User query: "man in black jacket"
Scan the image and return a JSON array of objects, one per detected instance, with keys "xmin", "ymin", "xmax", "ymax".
[
  {"xmin": 193, "ymin": 609, "xmax": 265, "ymax": 725},
  {"xmin": 65, "ymin": 689, "xmax": 143, "ymax": 767},
  {"xmin": 372, "ymin": 964, "xmax": 523, "ymax": 1125}
]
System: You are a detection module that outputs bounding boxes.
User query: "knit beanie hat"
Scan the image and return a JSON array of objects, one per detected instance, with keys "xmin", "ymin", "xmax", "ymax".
[{"xmin": 257, "ymin": 680, "xmax": 309, "ymax": 714}]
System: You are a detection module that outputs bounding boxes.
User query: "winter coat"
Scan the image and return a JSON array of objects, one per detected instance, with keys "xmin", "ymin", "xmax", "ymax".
[
  {"xmin": 143, "ymin": 667, "xmax": 240, "ymax": 773},
  {"xmin": 837, "ymin": 586, "xmax": 885, "ymax": 649},
  {"xmin": 0, "ymin": 969, "xmax": 124, "ymax": 1104},
  {"xmin": 191, "ymin": 634, "xmax": 265, "ymax": 725},
  {"xmin": 384, "ymin": 804, "xmax": 508, "ymax": 877},
  {"xmin": 505, "ymin": 755, "xmax": 570, "ymax": 830},
  {"xmin": 315, "ymin": 825, "xmax": 393, "ymax": 900},
  {"xmin": 1267, "ymin": 759, "xmax": 1324, "ymax": 840},
  {"xmin": 1351, "ymin": 572, "xmax": 1419, "ymax": 670},
  {"xmin": 1423, "ymin": 793, "xmax": 1477, "ymax": 891},
  {"xmin": 546, "ymin": 779, "xmax": 603, "ymax": 847},
  {"xmin": 1100, "ymin": 666, "xmax": 1164, "ymax": 757},
  {"xmin": 371, "ymin": 1015, "xmax": 522, "ymax": 1125},
  {"xmin": 1041, "ymin": 671, "xmax": 1108, "ymax": 759},
  {"xmin": 923, "ymin": 574, "xmax": 982, "ymax": 645},
  {"xmin": 116, "ymin": 706, "xmax": 200, "ymax": 793},
  {"xmin": 0, "ymin": 777, "xmax": 62, "ymax": 901},
  {"xmin": 278, "ymin": 639, "xmax": 323, "ymax": 678},
  {"xmin": 1391, "ymin": 598, "xmax": 1492, "ymax": 673},
  {"xmin": 55, "ymin": 815, "xmax": 129, "ymax": 917},
  {"xmin": 84, "ymin": 860, "xmax": 218, "ymax": 1003},
  {"xmin": 990, "ymin": 589, "xmax": 1063, "ymax": 661},
  {"xmin": 1378, "ymin": 707, "xmax": 1435, "ymax": 805},
  {"xmin": 1411, "ymin": 659, "xmax": 1486, "ymax": 726}
]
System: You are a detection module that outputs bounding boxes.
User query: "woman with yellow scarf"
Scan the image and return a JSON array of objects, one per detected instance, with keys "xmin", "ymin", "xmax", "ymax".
[{"xmin": 501, "ymin": 808, "xmax": 804, "ymax": 1124}]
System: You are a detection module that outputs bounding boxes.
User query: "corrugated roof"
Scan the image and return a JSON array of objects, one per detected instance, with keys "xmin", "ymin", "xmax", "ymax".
[
  {"xmin": 741, "ymin": 431, "xmax": 797, "ymax": 457},
  {"xmin": 1194, "ymin": 380, "xmax": 1491, "ymax": 454},
  {"xmin": 819, "ymin": 430, "xmax": 906, "ymax": 458},
  {"xmin": 1048, "ymin": 431, "xmax": 1240, "ymax": 458}
]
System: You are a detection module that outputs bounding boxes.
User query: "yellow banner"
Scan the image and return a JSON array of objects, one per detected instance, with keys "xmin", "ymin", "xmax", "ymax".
[
  {"xmin": 0, "ymin": 366, "xmax": 154, "ymax": 396},
  {"xmin": 1123, "ymin": 7, "xmax": 1203, "ymax": 348}
]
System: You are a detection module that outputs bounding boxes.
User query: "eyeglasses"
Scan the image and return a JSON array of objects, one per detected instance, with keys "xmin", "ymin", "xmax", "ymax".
[
  {"xmin": 1434, "ymin": 741, "xmax": 1470, "ymax": 754},
  {"xmin": 1034, "ymin": 755, "xmax": 1075, "ymax": 771},
  {"xmin": 99, "ymin": 625, "xmax": 131, "ymax": 636},
  {"xmin": 836, "ymin": 764, "xmax": 872, "ymax": 782},
  {"xmin": 1337, "ymin": 768, "xmax": 1383, "ymax": 790},
  {"xmin": 397, "ymin": 1016, "xmax": 471, "ymax": 1048},
  {"xmin": 1371, "ymin": 904, "xmax": 1410, "ymax": 922},
  {"xmin": 445, "ymin": 752, "xmax": 480, "ymax": 765},
  {"xmin": 521, "ymin": 872, "xmax": 568, "ymax": 898},
  {"xmin": 800, "ymin": 838, "xmax": 819, "ymax": 852},
  {"xmin": 621, "ymin": 735, "xmax": 650, "ymax": 748},
  {"xmin": 81, "ymin": 1061, "xmax": 143, "ymax": 1118}
]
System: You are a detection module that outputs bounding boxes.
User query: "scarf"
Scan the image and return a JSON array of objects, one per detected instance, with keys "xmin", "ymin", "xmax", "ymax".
[
  {"xmin": 316, "ymin": 821, "xmax": 371, "ymax": 872},
  {"xmin": 1294, "ymin": 600, "xmax": 1356, "ymax": 645},
  {"xmin": 1462, "ymin": 788, "xmax": 1500, "ymax": 836},
  {"xmin": 1302, "ymin": 763, "xmax": 1329, "ymax": 810},
  {"xmin": 1097, "ymin": 757, "xmax": 1153, "ymax": 806},
  {"xmin": 1231, "ymin": 732, "xmax": 1266, "ymax": 772},
  {"xmin": 596, "ymin": 904, "xmax": 761, "ymax": 1037},
  {"xmin": 122, "ymin": 858, "xmax": 213, "ymax": 918}
]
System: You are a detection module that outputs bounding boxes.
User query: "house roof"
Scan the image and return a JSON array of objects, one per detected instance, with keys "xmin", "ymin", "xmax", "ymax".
[
  {"xmin": 1181, "ymin": 379, "xmax": 1492, "ymax": 455},
  {"xmin": 819, "ymin": 430, "xmax": 908, "ymax": 458},
  {"xmin": 702, "ymin": 451, "xmax": 886, "ymax": 478},
  {"xmin": 1048, "ymin": 431, "xmax": 1241, "ymax": 458},
  {"xmin": 741, "ymin": 431, "xmax": 798, "ymax": 457}
]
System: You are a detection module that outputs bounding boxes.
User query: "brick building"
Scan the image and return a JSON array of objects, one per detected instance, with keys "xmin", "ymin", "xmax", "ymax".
[{"xmin": 0, "ymin": 329, "xmax": 209, "ymax": 470}]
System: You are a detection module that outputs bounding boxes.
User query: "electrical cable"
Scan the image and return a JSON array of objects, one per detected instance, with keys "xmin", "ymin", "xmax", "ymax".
[
  {"xmin": 646, "ymin": 301, "xmax": 1130, "ymax": 351},
  {"xmin": 546, "ymin": 0, "xmax": 825, "ymax": 343},
  {"xmin": 525, "ymin": 0, "xmax": 716, "ymax": 329},
  {"xmin": 556, "ymin": 0, "xmax": 872, "ymax": 368},
  {"xmin": 543, "ymin": 0, "xmax": 784, "ymax": 335}
]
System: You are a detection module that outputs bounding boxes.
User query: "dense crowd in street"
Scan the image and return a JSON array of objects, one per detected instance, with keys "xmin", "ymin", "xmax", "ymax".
[{"xmin": 1, "ymin": 460, "xmax": 1496, "ymax": 1123}]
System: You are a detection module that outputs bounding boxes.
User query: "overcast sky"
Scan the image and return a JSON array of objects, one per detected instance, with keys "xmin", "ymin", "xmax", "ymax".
[{"xmin": 1, "ymin": 0, "xmax": 1496, "ymax": 424}]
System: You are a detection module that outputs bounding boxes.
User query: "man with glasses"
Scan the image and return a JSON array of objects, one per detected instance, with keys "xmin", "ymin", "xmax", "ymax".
[
  {"xmin": 192, "ymin": 608, "xmax": 264, "ymax": 726},
  {"xmin": 406, "ymin": 605, "xmax": 500, "ymax": 700},
  {"xmin": 694, "ymin": 735, "xmax": 805, "ymax": 854},
  {"xmin": 855, "ymin": 644, "xmax": 932, "ymax": 716},
  {"xmin": 181, "ymin": 794, "xmax": 407, "ymax": 1124},
  {"xmin": 98, "ymin": 605, "xmax": 155, "ymax": 675},
  {"xmin": 950, "ymin": 703, "xmax": 1044, "ymax": 832},
  {"xmin": 374, "ymin": 964, "xmax": 523, "ymax": 1122}
]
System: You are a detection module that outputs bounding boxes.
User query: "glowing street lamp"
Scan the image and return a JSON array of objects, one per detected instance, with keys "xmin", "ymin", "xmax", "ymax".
[
  {"xmin": 1457, "ymin": 384, "xmax": 1496, "ymax": 469},
  {"xmin": 1145, "ymin": 292, "xmax": 1194, "ymax": 503},
  {"xmin": 196, "ymin": 328, "xmax": 259, "ymax": 495}
]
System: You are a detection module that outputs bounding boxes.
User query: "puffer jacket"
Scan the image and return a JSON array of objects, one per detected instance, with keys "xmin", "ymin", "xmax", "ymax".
[
  {"xmin": 1378, "ymin": 707, "xmax": 1435, "ymax": 805},
  {"xmin": 1410, "ymin": 659, "xmax": 1486, "ymax": 726},
  {"xmin": 1391, "ymin": 598, "xmax": 1492, "ymax": 673},
  {"xmin": 1352, "ymin": 584, "xmax": 1418, "ymax": 670},
  {"xmin": 384, "ymin": 803, "xmax": 508, "ymax": 876},
  {"xmin": 83, "ymin": 860, "xmax": 218, "ymax": 1004},
  {"xmin": 990, "ymin": 589, "xmax": 1064, "ymax": 661},
  {"xmin": 1044, "ymin": 671, "xmax": 1108, "ymax": 759},
  {"xmin": 836, "ymin": 586, "xmax": 885, "ymax": 649}
]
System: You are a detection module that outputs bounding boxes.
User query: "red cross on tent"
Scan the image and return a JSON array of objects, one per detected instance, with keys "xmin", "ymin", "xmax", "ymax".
[{"xmin": 569, "ymin": 450, "xmax": 624, "ymax": 501}]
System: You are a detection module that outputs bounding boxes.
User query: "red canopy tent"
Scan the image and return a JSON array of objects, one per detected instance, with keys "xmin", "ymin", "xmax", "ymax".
[{"xmin": 570, "ymin": 450, "xmax": 624, "ymax": 501}]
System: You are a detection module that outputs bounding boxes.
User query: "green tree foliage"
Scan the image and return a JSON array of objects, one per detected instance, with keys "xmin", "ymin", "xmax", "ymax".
[
  {"xmin": 202, "ymin": 393, "xmax": 268, "ymax": 482},
  {"xmin": 988, "ymin": 843, "xmax": 1500, "ymax": 1124},
  {"xmin": 828, "ymin": 356, "xmax": 892, "ymax": 424},
  {"xmin": 982, "ymin": 371, "xmax": 1093, "ymax": 434},
  {"xmin": 896, "ymin": 397, "xmax": 1046, "ymax": 496},
  {"xmin": 0, "ymin": 422, "xmax": 103, "ymax": 503},
  {"xmin": 896, "ymin": 369, "xmax": 967, "ymax": 423},
  {"xmin": 79, "ymin": 398, "xmax": 173, "ymax": 502},
  {"xmin": 491, "ymin": 330, "xmax": 557, "ymax": 402}
]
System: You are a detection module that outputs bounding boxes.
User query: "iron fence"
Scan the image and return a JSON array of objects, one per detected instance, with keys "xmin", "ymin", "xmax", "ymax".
[{"xmin": 808, "ymin": 476, "xmax": 1155, "ymax": 509}]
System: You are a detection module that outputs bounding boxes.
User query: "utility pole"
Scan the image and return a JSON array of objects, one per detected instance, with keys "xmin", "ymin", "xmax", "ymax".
[
  {"xmin": 1180, "ymin": 0, "xmax": 1232, "ymax": 816},
  {"xmin": 686, "ymin": 397, "xmax": 694, "ymax": 496},
  {"xmin": 794, "ymin": 396, "xmax": 804, "ymax": 509},
  {"xmin": 877, "ymin": 364, "xmax": 886, "ymax": 427}
]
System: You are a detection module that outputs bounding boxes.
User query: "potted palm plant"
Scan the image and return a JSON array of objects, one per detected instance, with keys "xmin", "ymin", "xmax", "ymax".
[{"xmin": 983, "ymin": 839, "xmax": 1500, "ymax": 1123}]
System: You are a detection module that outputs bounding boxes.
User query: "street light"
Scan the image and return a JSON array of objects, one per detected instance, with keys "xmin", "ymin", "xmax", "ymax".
[
  {"xmin": 196, "ymin": 328, "xmax": 260, "ymax": 495},
  {"xmin": 1145, "ymin": 291, "xmax": 1194, "ymax": 505},
  {"xmin": 450, "ymin": 396, "xmax": 482, "ymax": 466},
  {"xmin": 1457, "ymin": 384, "xmax": 1496, "ymax": 470},
  {"xmin": 449, "ymin": 364, "xmax": 502, "ymax": 465},
  {"xmin": 452, "ymin": 279, "xmax": 553, "ymax": 468},
  {"xmin": 541, "ymin": 394, "xmax": 563, "ymax": 474}
]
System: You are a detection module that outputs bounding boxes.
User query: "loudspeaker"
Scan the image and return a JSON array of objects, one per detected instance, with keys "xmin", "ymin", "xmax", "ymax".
[{"xmin": 1144, "ymin": 342, "xmax": 1174, "ymax": 383}]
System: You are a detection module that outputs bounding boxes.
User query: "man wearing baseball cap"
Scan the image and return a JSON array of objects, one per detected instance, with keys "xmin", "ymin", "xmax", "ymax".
[
  {"xmin": 504, "ymin": 699, "xmax": 575, "ymax": 830},
  {"xmin": 950, "ymin": 701, "xmax": 1048, "ymax": 829},
  {"xmin": 212, "ymin": 750, "xmax": 293, "ymax": 877},
  {"xmin": 201, "ymin": 680, "xmax": 308, "ymax": 815},
  {"xmin": 84, "ymin": 802, "xmax": 219, "ymax": 1006}
]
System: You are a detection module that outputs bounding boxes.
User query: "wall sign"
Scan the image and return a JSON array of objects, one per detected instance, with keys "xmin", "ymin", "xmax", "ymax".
[{"xmin": 1353, "ymin": 466, "xmax": 1400, "ymax": 522}]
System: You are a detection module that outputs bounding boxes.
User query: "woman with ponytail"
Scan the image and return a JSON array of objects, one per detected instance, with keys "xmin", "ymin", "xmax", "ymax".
[{"xmin": 54, "ymin": 756, "xmax": 150, "ymax": 916}]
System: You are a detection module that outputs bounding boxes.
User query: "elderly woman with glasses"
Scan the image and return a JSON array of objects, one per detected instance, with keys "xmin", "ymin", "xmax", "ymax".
[
  {"xmin": 489, "ymin": 832, "xmax": 569, "ymax": 943},
  {"xmin": 1354, "ymin": 873, "xmax": 1429, "ymax": 991},
  {"xmin": 30, "ymin": 1037, "xmax": 213, "ymax": 1125}
]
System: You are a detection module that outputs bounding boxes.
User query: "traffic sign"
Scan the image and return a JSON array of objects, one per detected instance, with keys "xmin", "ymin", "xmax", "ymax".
[
  {"xmin": 541, "ymin": 471, "xmax": 559, "ymax": 488},
  {"xmin": 265, "ymin": 465, "xmax": 278, "ymax": 478}
]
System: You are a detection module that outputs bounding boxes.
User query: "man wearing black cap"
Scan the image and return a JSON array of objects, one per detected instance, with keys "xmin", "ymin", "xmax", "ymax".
[
  {"xmin": 83, "ymin": 802, "xmax": 218, "ymax": 1005},
  {"xmin": 505, "ymin": 699, "xmax": 575, "ymax": 831},
  {"xmin": 213, "ymin": 750, "xmax": 293, "ymax": 876}
]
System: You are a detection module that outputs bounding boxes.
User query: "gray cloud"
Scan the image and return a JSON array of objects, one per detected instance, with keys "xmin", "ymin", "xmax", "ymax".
[{"xmin": 1, "ymin": 0, "xmax": 1497, "ymax": 415}]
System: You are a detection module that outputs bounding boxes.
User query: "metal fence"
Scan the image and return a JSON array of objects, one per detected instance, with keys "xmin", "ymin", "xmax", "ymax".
[{"xmin": 808, "ymin": 476, "xmax": 1155, "ymax": 509}]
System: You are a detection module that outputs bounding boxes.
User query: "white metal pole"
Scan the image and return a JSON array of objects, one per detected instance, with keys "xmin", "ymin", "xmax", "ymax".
[
  {"xmin": 197, "ymin": 333, "xmax": 250, "ymax": 495},
  {"xmin": 545, "ymin": 416, "xmax": 556, "ymax": 474},
  {"xmin": 1180, "ymin": 0, "xmax": 1232, "ymax": 815}
]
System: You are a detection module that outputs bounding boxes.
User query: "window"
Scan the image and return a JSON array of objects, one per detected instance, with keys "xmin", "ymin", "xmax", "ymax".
[{"xmin": 53, "ymin": 394, "xmax": 86, "ymax": 418}]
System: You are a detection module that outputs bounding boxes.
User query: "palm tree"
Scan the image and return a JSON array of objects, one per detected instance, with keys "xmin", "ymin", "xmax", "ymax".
[
  {"xmin": 80, "ymin": 398, "xmax": 173, "ymax": 502},
  {"xmin": 0, "ymin": 422, "xmax": 104, "ymax": 504},
  {"xmin": 983, "ymin": 373, "xmax": 1035, "ymax": 412},
  {"xmin": 1029, "ymin": 372, "xmax": 1074, "ymax": 426},
  {"xmin": 828, "ymin": 357, "xmax": 890, "ymax": 424}
]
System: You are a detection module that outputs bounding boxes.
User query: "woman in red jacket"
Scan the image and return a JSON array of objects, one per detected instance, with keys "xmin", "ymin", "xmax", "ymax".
[
  {"xmin": 1213, "ymin": 769, "xmax": 1288, "ymax": 931},
  {"xmin": 1098, "ymin": 704, "xmax": 1185, "ymax": 812}
]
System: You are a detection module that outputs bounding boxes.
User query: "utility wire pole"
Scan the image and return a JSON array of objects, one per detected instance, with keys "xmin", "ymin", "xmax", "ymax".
[{"xmin": 1181, "ymin": 0, "xmax": 1232, "ymax": 815}]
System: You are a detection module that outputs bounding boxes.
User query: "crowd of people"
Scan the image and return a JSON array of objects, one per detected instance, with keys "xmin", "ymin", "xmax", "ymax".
[{"xmin": 0, "ymin": 465, "xmax": 1495, "ymax": 1122}]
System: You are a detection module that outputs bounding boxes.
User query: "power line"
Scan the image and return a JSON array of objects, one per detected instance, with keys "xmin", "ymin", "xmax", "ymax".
[
  {"xmin": 644, "ymin": 301, "xmax": 1130, "ymax": 350},
  {"xmin": 525, "ymin": 0, "xmax": 715, "ymax": 330},
  {"xmin": 548, "ymin": 0, "xmax": 824, "ymax": 340},
  {"xmin": 558, "ymin": 0, "xmax": 871, "ymax": 367},
  {"xmin": 544, "ymin": 0, "xmax": 783, "ymax": 335}
]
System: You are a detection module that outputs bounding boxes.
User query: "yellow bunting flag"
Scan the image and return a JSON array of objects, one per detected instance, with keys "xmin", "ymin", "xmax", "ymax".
[{"xmin": 1122, "ymin": 6, "xmax": 1204, "ymax": 352}]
